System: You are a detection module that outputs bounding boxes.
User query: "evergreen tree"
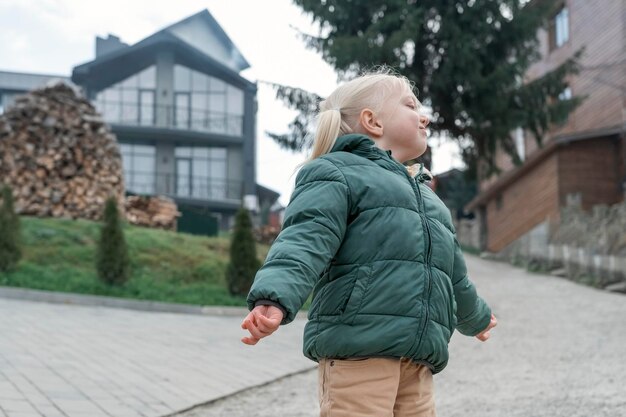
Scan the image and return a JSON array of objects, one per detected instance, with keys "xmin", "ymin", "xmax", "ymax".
[
  {"xmin": 0, "ymin": 185, "xmax": 21, "ymax": 271},
  {"xmin": 269, "ymin": 0, "xmax": 582, "ymax": 174},
  {"xmin": 96, "ymin": 197, "xmax": 130, "ymax": 285},
  {"xmin": 264, "ymin": 82, "xmax": 324, "ymax": 152},
  {"xmin": 435, "ymin": 169, "xmax": 478, "ymax": 219},
  {"xmin": 227, "ymin": 207, "xmax": 261, "ymax": 296}
]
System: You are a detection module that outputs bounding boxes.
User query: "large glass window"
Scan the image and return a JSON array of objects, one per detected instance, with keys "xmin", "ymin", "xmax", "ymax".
[
  {"xmin": 119, "ymin": 143, "xmax": 156, "ymax": 195},
  {"xmin": 139, "ymin": 90, "xmax": 155, "ymax": 126},
  {"xmin": 175, "ymin": 146, "xmax": 227, "ymax": 200},
  {"xmin": 95, "ymin": 66, "xmax": 156, "ymax": 126},
  {"xmin": 173, "ymin": 65, "xmax": 244, "ymax": 136},
  {"xmin": 175, "ymin": 93, "xmax": 190, "ymax": 129}
]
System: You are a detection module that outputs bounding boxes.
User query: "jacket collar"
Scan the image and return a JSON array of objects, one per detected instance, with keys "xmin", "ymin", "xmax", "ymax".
[
  {"xmin": 329, "ymin": 134, "xmax": 389, "ymax": 160},
  {"xmin": 329, "ymin": 134, "xmax": 432, "ymax": 183}
]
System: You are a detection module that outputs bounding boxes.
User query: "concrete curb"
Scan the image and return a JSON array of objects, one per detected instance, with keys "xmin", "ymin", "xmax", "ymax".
[
  {"xmin": 0, "ymin": 286, "xmax": 309, "ymax": 318},
  {"xmin": 0, "ymin": 286, "xmax": 243, "ymax": 315}
]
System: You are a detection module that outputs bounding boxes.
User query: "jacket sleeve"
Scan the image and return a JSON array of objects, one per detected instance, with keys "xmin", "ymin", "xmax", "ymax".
[
  {"xmin": 247, "ymin": 158, "xmax": 349, "ymax": 324},
  {"xmin": 451, "ymin": 237, "xmax": 492, "ymax": 336}
]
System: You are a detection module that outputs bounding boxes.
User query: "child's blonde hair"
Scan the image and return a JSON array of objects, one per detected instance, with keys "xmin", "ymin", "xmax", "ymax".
[{"xmin": 308, "ymin": 67, "xmax": 415, "ymax": 162}]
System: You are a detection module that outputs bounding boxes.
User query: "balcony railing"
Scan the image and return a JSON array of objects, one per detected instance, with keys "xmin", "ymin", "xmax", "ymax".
[
  {"xmin": 94, "ymin": 99, "xmax": 244, "ymax": 136},
  {"xmin": 124, "ymin": 171, "xmax": 243, "ymax": 202}
]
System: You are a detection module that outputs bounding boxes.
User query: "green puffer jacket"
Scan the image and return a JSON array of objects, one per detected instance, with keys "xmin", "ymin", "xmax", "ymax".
[{"xmin": 247, "ymin": 134, "xmax": 491, "ymax": 373}]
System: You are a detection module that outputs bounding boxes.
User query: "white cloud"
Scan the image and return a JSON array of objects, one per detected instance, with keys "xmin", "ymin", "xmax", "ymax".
[{"xmin": 1, "ymin": 29, "xmax": 30, "ymax": 52}]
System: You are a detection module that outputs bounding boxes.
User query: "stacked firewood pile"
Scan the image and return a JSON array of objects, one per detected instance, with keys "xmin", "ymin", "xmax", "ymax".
[
  {"xmin": 125, "ymin": 195, "xmax": 180, "ymax": 231},
  {"xmin": 0, "ymin": 82, "xmax": 125, "ymax": 219},
  {"xmin": 0, "ymin": 82, "xmax": 183, "ymax": 230}
]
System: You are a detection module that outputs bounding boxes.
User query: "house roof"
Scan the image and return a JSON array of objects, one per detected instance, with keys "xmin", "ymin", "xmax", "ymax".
[
  {"xmin": 159, "ymin": 9, "xmax": 250, "ymax": 71},
  {"xmin": 256, "ymin": 183, "xmax": 281, "ymax": 205},
  {"xmin": 71, "ymin": 9, "xmax": 253, "ymax": 92},
  {"xmin": 0, "ymin": 69, "xmax": 70, "ymax": 92},
  {"xmin": 465, "ymin": 125, "xmax": 624, "ymax": 211}
]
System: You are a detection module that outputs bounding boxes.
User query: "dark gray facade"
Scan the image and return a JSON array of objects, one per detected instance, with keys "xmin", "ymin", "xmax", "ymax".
[
  {"xmin": 73, "ymin": 10, "xmax": 269, "ymax": 230},
  {"xmin": 1, "ymin": 10, "xmax": 279, "ymax": 231}
]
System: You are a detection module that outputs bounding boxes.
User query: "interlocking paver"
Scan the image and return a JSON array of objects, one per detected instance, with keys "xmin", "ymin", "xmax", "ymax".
[
  {"xmin": 5, "ymin": 412, "xmax": 42, "ymax": 417},
  {"xmin": 0, "ymin": 401, "xmax": 38, "ymax": 413},
  {"xmin": 0, "ymin": 295, "xmax": 309, "ymax": 417}
]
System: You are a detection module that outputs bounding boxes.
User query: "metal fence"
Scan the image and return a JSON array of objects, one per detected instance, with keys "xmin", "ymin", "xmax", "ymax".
[
  {"xmin": 94, "ymin": 99, "xmax": 244, "ymax": 136},
  {"xmin": 124, "ymin": 171, "xmax": 243, "ymax": 202}
]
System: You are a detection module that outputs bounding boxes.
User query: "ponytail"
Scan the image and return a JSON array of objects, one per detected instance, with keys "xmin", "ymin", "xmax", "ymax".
[{"xmin": 308, "ymin": 108, "xmax": 342, "ymax": 161}]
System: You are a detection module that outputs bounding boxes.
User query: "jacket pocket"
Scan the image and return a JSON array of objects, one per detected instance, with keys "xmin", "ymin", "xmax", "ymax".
[
  {"xmin": 317, "ymin": 267, "xmax": 359, "ymax": 317},
  {"xmin": 342, "ymin": 265, "xmax": 373, "ymax": 325},
  {"xmin": 444, "ymin": 276, "xmax": 457, "ymax": 336}
]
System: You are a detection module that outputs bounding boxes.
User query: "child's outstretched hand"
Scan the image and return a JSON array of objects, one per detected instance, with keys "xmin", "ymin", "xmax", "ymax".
[
  {"xmin": 475, "ymin": 313, "xmax": 497, "ymax": 342},
  {"xmin": 241, "ymin": 305, "xmax": 284, "ymax": 345}
]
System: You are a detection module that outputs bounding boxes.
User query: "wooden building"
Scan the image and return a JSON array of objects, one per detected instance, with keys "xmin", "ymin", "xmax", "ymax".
[{"xmin": 467, "ymin": 0, "xmax": 625, "ymax": 252}]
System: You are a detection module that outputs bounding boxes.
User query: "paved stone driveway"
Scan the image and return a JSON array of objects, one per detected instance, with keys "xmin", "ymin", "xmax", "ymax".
[{"xmin": 0, "ymin": 298, "xmax": 309, "ymax": 417}]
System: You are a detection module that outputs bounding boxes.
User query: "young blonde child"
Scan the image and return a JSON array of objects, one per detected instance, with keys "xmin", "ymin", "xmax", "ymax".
[{"xmin": 241, "ymin": 68, "xmax": 497, "ymax": 417}]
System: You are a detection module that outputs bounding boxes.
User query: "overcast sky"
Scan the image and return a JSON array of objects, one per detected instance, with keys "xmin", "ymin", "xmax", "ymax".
[{"xmin": 0, "ymin": 0, "xmax": 463, "ymax": 206}]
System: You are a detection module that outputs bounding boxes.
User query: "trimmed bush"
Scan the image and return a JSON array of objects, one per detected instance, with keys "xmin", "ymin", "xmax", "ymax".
[
  {"xmin": 96, "ymin": 197, "xmax": 130, "ymax": 285},
  {"xmin": 227, "ymin": 207, "xmax": 261, "ymax": 296},
  {"xmin": 0, "ymin": 185, "xmax": 21, "ymax": 271}
]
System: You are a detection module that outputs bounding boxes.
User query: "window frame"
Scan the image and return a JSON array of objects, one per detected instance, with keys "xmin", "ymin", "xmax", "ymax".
[
  {"xmin": 174, "ymin": 145, "xmax": 228, "ymax": 200},
  {"xmin": 548, "ymin": 5, "xmax": 569, "ymax": 52},
  {"xmin": 119, "ymin": 143, "xmax": 157, "ymax": 195}
]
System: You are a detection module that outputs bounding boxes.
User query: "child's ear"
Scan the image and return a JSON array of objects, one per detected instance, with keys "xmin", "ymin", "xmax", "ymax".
[{"xmin": 358, "ymin": 108, "xmax": 384, "ymax": 137}]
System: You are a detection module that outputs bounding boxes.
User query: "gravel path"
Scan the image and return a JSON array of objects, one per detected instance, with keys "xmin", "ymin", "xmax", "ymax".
[
  {"xmin": 175, "ymin": 369, "xmax": 318, "ymax": 417},
  {"xmin": 177, "ymin": 255, "xmax": 626, "ymax": 417}
]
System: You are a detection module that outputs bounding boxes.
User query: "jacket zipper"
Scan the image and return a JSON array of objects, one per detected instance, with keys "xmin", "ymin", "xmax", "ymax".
[{"xmin": 403, "ymin": 170, "xmax": 433, "ymax": 351}]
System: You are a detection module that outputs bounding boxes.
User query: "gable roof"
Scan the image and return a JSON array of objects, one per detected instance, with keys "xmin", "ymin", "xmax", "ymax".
[
  {"xmin": 162, "ymin": 9, "xmax": 250, "ymax": 72},
  {"xmin": 72, "ymin": 9, "xmax": 252, "ymax": 92}
]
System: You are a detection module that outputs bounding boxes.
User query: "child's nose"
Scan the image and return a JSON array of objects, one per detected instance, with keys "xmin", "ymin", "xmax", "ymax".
[{"xmin": 420, "ymin": 114, "xmax": 430, "ymax": 127}]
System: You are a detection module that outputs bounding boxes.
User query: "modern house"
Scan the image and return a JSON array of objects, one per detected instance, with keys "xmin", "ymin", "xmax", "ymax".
[
  {"xmin": 467, "ymin": 0, "xmax": 626, "ymax": 252},
  {"xmin": 1, "ymin": 10, "xmax": 279, "ymax": 232}
]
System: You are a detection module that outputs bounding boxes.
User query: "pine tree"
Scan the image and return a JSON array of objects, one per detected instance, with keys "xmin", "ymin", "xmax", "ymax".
[
  {"xmin": 227, "ymin": 207, "xmax": 261, "ymax": 296},
  {"xmin": 96, "ymin": 197, "xmax": 130, "ymax": 285},
  {"xmin": 269, "ymin": 0, "xmax": 582, "ymax": 174},
  {"xmin": 0, "ymin": 185, "xmax": 21, "ymax": 272}
]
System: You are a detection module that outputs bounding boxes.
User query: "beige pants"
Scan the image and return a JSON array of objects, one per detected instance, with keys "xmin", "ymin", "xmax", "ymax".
[{"xmin": 318, "ymin": 357, "xmax": 436, "ymax": 417}]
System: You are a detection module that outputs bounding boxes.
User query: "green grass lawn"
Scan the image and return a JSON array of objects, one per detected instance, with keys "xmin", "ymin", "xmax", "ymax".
[{"xmin": 0, "ymin": 216, "xmax": 272, "ymax": 307}]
